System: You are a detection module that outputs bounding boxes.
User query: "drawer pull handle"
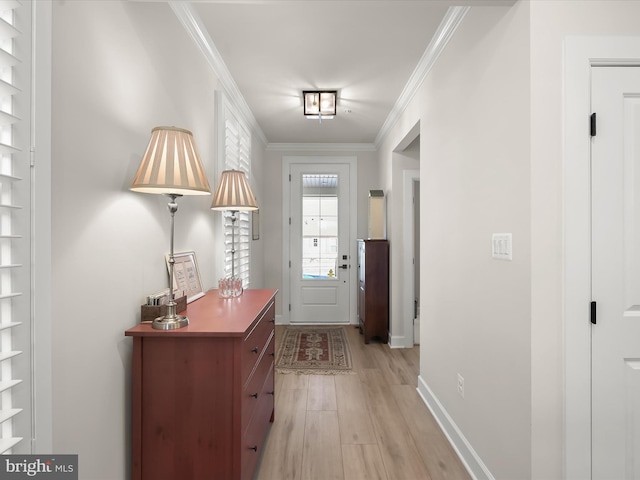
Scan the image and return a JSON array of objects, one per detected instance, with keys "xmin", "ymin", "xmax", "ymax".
[
  {"xmin": 269, "ymin": 352, "xmax": 275, "ymax": 357},
  {"xmin": 250, "ymin": 392, "xmax": 259, "ymax": 399},
  {"xmin": 250, "ymin": 445, "xmax": 258, "ymax": 452},
  {"xmin": 251, "ymin": 347, "xmax": 259, "ymax": 354},
  {"xmin": 267, "ymin": 391, "xmax": 274, "ymax": 396},
  {"xmin": 269, "ymin": 319, "xmax": 275, "ymax": 323}
]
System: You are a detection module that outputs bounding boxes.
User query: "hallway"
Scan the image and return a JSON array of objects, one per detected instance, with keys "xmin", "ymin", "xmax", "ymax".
[{"xmin": 256, "ymin": 326, "xmax": 470, "ymax": 480}]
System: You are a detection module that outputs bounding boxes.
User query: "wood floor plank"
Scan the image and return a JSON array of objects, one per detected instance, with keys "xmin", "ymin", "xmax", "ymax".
[
  {"xmin": 345, "ymin": 325, "xmax": 378, "ymax": 370},
  {"xmin": 393, "ymin": 385, "xmax": 472, "ymax": 480},
  {"xmin": 399, "ymin": 346, "xmax": 420, "ymax": 376},
  {"xmin": 302, "ymin": 410, "xmax": 344, "ymax": 480},
  {"xmin": 335, "ymin": 374, "xmax": 377, "ymax": 444},
  {"xmin": 256, "ymin": 387, "xmax": 308, "ymax": 480},
  {"xmin": 387, "ymin": 347, "xmax": 420, "ymax": 386},
  {"xmin": 274, "ymin": 365, "xmax": 285, "ymax": 392},
  {"xmin": 360, "ymin": 368, "xmax": 433, "ymax": 480},
  {"xmin": 307, "ymin": 375, "xmax": 337, "ymax": 411},
  {"xmin": 368, "ymin": 344, "xmax": 416, "ymax": 386},
  {"xmin": 279, "ymin": 372, "xmax": 310, "ymax": 390},
  {"xmin": 342, "ymin": 444, "xmax": 389, "ymax": 480}
]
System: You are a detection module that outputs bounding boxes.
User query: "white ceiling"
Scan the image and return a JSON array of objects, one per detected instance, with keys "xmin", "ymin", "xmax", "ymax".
[{"xmin": 185, "ymin": 1, "xmax": 453, "ymax": 145}]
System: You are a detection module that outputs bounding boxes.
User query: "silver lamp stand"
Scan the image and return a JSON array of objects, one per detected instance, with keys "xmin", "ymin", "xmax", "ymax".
[
  {"xmin": 152, "ymin": 193, "xmax": 189, "ymax": 330},
  {"xmin": 230, "ymin": 210, "xmax": 238, "ymax": 279}
]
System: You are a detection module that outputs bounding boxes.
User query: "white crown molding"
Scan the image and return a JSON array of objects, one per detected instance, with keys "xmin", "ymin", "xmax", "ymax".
[
  {"xmin": 374, "ymin": 6, "xmax": 470, "ymax": 148},
  {"xmin": 169, "ymin": 1, "xmax": 269, "ymax": 146},
  {"xmin": 266, "ymin": 143, "xmax": 377, "ymax": 152}
]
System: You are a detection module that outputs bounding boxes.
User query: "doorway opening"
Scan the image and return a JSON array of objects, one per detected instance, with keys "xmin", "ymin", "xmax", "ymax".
[{"xmin": 396, "ymin": 123, "xmax": 420, "ymax": 348}]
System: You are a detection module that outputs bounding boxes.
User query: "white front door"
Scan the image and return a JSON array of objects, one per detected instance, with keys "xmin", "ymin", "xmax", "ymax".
[
  {"xmin": 289, "ymin": 162, "xmax": 351, "ymax": 323},
  {"xmin": 592, "ymin": 66, "xmax": 640, "ymax": 479}
]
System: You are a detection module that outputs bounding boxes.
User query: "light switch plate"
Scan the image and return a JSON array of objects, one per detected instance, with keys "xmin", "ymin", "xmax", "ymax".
[{"xmin": 492, "ymin": 233, "xmax": 512, "ymax": 261}]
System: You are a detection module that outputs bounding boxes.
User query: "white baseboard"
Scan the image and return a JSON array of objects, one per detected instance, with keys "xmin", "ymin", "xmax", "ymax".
[
  {"xmin": 390, "ymin": 334, "xmax": 417, "ymax": 349},
  {"xmin": 416, "ymin": 375, "xmax": 495, "ymax": 480},
  {"xmin": 389, "ymin": 334, "xmax": 406, "ymax": 348}
]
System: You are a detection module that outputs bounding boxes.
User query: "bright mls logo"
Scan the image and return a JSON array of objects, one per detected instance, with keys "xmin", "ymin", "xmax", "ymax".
[{"xmin": 1, "ymin": 455, "xmax": 77, "ymax": 479}]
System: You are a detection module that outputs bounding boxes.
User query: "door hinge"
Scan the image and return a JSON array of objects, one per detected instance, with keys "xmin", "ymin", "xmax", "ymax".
[
  {"xmin": 591, "ymin": 301, "xmax": 597, "ymax": 325},
  {"xmin": 289, "ymin": 217, "xmax": 291, "ymax": 225},
  {"xmin": 590, "ymin": 112, "xmax": 597, "ymax": 137},
  {"xmin": 289, "ymin": 174, "xmax": 292, "ymax": 182},
  {"xmin": 289, "ymin": 260, "xmax": 291, "ymax": 268},
  {"xmin": 30, "ymin": 147, "xmax": 35, "ymax": 167},
  {"xmin": 289, "ymin": 303, "xmax": 291, "ymax": 311}
]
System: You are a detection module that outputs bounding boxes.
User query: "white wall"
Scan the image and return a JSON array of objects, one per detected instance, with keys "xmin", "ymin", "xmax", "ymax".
[
  {"xmin": 424, "ymin": 5, "xmax": 532, "ymax": 478},
  {"xmin": 34, "ymin": 0, "xmax": 54, "ymax": 454},
  {"xmin": 378, "ymin": 3, "xmax": 533, "ymax": 478},
  {"xmin": 250, "ymin": 133, "xmax": 266, "ymax": 287},
  {"xmin": 50, "ymin": 2, "xmax": 266, "ymax": 478}
]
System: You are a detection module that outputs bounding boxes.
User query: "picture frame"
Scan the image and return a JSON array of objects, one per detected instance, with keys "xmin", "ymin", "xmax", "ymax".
[
  {"xmin": 167, "ymin": 251, "xmax": 205, "ymax": 303},
  {"xmin": 252, "ymin": 209, "xmax": 260, "ymax": 240}
]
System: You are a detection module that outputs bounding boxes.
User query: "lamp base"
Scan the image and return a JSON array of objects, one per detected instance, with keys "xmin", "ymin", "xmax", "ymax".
[
  {"xmin": 151, "ymin": 315, "xmax": 189, "ymax": 330},
  {"xmin": 152, "ymin": 314, "xmax": 189, "ymax": 330},
  {"xmin": 151, "ymin": 298, "xmax": 188, "ymax": 330}
]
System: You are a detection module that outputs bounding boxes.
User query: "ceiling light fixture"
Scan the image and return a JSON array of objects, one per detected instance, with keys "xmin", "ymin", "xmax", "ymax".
[{"xmin": 303, "ymin": 90, "xmax": 337, "ymax": 122}]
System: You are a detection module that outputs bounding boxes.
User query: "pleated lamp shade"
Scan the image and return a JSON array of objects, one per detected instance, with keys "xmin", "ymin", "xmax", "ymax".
[
  {"xmin": 131, "ymin": 126, "xmax": 211, "ymax": 195},
  {"xmin": 211, "ymin": 170, "xmax": 258, "ymax": 211}
]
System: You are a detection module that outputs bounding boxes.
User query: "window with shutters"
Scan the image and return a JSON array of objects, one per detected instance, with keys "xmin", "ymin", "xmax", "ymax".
[
  {"xmin": 0, "ymin": 0, "xmax": 33, "ymax": 454},
  {"xmin": 219, "ymin": 96, "xmax": 252, "ymax": 288}
]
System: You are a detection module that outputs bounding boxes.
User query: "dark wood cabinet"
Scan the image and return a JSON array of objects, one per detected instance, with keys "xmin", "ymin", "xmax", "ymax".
[
  {"xmin": 357, "ymin": 239, "xmax": 389, "ymax": 344},
  {"xmin": 125, "ymin": 289, "xmax": 277, "ymax": 480}
]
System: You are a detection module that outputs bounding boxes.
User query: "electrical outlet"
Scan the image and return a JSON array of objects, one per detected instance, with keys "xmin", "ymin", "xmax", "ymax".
[{"xmin": 457, "ymin": 373, "xmax": 464, "ymax": 398}]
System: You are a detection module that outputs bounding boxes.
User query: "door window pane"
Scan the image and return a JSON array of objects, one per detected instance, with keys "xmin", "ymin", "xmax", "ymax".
[{"xmin": 302, "ymin": 174, "xmax": 338, "ymax": 279}]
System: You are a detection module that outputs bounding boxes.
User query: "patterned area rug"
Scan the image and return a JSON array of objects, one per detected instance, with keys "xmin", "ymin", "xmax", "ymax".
[{"xmin": 275, "ymin": 327, "xmax": 353, "ymax": 375}]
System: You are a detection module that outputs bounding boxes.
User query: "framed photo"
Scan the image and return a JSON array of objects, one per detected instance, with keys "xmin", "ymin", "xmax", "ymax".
[
  {"xmin": 167, "ymin": 251, "xmax": 205, "ymax": 303},
  {"xmin": 252, "ymin": 210, "xmax": 260, "ymax": 240}
]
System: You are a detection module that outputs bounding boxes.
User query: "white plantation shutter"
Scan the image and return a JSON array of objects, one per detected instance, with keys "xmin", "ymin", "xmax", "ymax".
[
  {"xmin": 0, "ymin": 0, "xmax": 32, "ymax": 454},
  {"xmin": 221, "ymin": 100, "xmax": 252, "ymax": 287}
]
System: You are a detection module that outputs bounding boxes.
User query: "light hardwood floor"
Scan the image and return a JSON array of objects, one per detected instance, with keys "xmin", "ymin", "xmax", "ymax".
[{"xmin": 255, "ymin": 325, "xmax": 471, "ymax": 480}]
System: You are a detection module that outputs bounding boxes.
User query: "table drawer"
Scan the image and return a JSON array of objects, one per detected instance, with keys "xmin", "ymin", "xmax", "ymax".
[
  {"xmin": 241, "ymin": 301, "xmax": 275, "ymax": 385},
  {"xmin": 241, "ymin": 366, "xmax": 275, "ymax": 480},
  {"xmin": 242, "ymin": 332, "xmax": 274, "ymax": 435}
]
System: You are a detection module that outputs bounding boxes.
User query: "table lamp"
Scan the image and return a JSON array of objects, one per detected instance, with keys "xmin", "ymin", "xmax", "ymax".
[
  {"xmin": 131, "ymin": 126, "xmax": 211, "ymax": 329},
  {"xmin": 211, "ymin": 170, "xmax": 258, "ymax": 296}
]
